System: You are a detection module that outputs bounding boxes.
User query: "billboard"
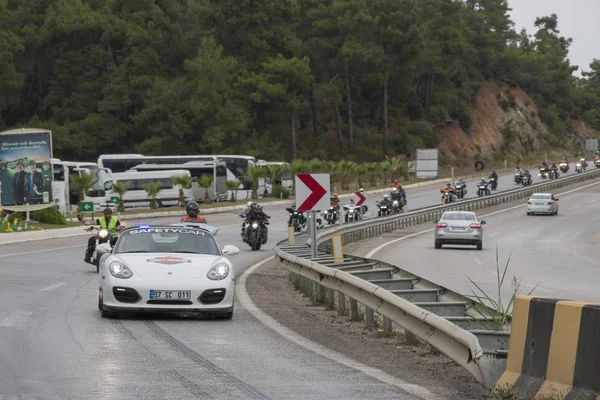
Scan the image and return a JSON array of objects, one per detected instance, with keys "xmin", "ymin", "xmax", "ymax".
[
  {"xmin": 0, "ymin": 128, "xmax": 53, "ymax": 206},
  {"xmin": 585, "ymin": 138, "xmax": 598, "ymax": 151},
  {"xmin": 416, "ymin": 148, "xmax": 439, "ymax": 178}
]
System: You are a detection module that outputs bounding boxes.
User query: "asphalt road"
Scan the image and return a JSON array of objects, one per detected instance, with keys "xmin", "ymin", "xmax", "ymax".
[
  {"xmin": 0, "ymin": 164, "xmax": 579, "ymax": 399},
  {"xmin": 354, "ymin": 178, "xmax": 600, "ymax": 305}
]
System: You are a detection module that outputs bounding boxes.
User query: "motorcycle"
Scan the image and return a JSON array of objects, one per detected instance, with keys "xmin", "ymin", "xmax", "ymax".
[
  {"xmin": 521, "ymin": 174, "xmax": 532, "ymax": 186},
  {"xmin": 323, "ymin": 206, "xmax": 339, "ymax": 224},
  {"xmin": 376, "ymin": 202, "xmax": 392, "ymax": 217},
  {"xmin": 559, "ymin": 162, "xmax": 569, "ymax": 173},
  {"xmin": 488, "ymin": 177, "xmax": 497, "ymax": 190},
  {"xmin": 595, "ymin": 159, "xmax": 600, "ymax": 169},
  {"xmin": 441, "ymin": 191, "xmax": 454, "ymax": 204},
  {"xmin": 477, "ymin": 182, "xmax": 490, "ymax": 197},
  {"xmin": 538, "ymin": 167, "xmax": 549, "ymax": 179},
  {"xmin": 285, "ymin": 206, "xmax": 307, "ymax": 232},
  {"xmin": 453, "ymin": 183, "xmax": 467, "ymax": 198},
  {"xmin": 549, "ymin": 169, "xmax": 559, "ymax": 180},
  {"xmin": 343, "ymin": 204, "xmax": 362, "ymax": 223},
  {"xmin": 575, "ymin": 162, "xmax": 583, "ymax": 173},
  {"xmin": 84, "ymin": 223, "xmax": 124, "ymax": 273},
  {"xmin": 243, "ymin": 217, "xmax": 269, "ymax": 251},
  {"xmin": 579, "ymin": 158, "xmax": 588, "ymax": 172},
  {"xmin": 514, "ymin": 171, "xmax": 523, "ymax": 185},
  {"xmin": 391, "ymin": 199, "xmax": 403, "ymax": 214}
]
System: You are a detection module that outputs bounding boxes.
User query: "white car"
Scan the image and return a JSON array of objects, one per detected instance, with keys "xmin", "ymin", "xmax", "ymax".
[
  {"xmin": 98, "ymin": 224, "xmax": 239, "ymax": 319},
  {"xmin": 526, "ymin": 193, "xmax": 559, "ymax": 215}
]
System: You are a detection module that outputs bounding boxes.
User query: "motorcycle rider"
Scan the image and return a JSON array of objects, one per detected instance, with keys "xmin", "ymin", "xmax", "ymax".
[
  {"xmin": 379, "ymin": 194, "xmax": 392, "ymax": 207},
  {"xmin": 392, "ymin": 179, "xmax": 400, "ymax": 189},
  {"xmin": 549, "ymin": 163, "xmax": 559, "ymax": 177},
  {"xmin": 522, "ymin": 169, "xmax": 532, "ymax": 185},
  {"xmin": 477, "ymin": 178, "xmax": 490, "ymax": 195},
  {"xmin": 330, "ymin": 193, "xmax": 340, "ymax": 210},
  {"xmin": 390, "ymin": 186, "xmax": 405, "ymax": 204},
  {"xmin": 84, "ymin": 207, "xmax": 122, "ymax": 263},
  {"xmin": 181, "ymin": 201, "xmax": 207, "ymax": 223},
  {"xmin": 489, "ymin": 171, "xmax": 498, "ymax": 190},
  {"xmin": 243, "ymin": 204, "xmax": 270, "ymax": 244}
]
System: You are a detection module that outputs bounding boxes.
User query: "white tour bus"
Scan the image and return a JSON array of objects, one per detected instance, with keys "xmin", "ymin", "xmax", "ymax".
[
  {"xmin": 97, "ymin": 153, "xmax": 262, "ymax": 200},
  {"xmin": 128, "ymin": 160, "xmax": 228, "ymax": 202},
  {"xmin": 110, "ymin": 170, "xmax": 193, "ymax": 209},
  {"xmin": 256, "ymin": 160, "xmax": 292, "ymax": 196},
  {"xmin": 51, "ymin": 159, "xmax": 113, "ymax": 214}
]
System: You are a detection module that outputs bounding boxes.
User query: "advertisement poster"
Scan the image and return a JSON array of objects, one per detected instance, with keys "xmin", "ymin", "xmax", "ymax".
[{"xmin": 0, "ymin": 129, "xmax": 53, "ymax": 206}]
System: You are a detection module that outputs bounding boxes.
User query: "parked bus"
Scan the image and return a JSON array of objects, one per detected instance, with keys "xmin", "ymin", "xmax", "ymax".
[
  {"xmin": 256, "ymin": 161, "xmax": 292, "ymax": 195},
  {"xmin": 110, "ymin": 170, "xmax": 193, "ymax": 209},
  {"xmin": 128, "ymin": 160, "xmax": 228, "ymax": 202},
  {"xmin": 97, "ymin": 153, "xmax": 261, "ymax": 197},
  {"xmin": 51, "ymin": 159, "xmax": 113, "ymax": 214}
]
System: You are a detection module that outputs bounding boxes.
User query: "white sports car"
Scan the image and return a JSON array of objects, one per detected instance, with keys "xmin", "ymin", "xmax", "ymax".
[{"xmin": 98, "ymin": 224, "xmax": 239, "ymax": 319}]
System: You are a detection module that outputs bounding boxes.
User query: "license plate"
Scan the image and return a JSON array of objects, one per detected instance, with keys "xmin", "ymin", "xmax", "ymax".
[
  {"xmin": 451, "ymin": 227, "xmax": 467, "ymax": 231},
  {"xmin": 535, "ymin": 203, "xmax": 543, "ymax": 206},
  {"xmin": 149, "ymin": 290, "xmax": 191, "ymax": 300}
]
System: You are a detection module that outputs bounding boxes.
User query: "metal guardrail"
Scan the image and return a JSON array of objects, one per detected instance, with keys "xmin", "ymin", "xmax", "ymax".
[{"xmin": 273, "ymin": 166, "xmax": 600, "ymax": 390}]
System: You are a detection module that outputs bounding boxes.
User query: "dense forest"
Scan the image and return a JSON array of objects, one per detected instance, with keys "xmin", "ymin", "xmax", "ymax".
[{"xmin": 1, "ymin": 0, "xmax": 599, "ymax": 162}]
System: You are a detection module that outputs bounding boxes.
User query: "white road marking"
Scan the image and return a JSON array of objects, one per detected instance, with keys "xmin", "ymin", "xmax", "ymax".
[
  {"xmin": 365, "ymin": 179, "xmax": 600, "ymax": 258},
  {"xmin": 40, "ymin": 282, "xmax": 66, "ymax": 292},
  {"xmin": 590, "ymin": 199, "xmax": 597, "ymax": 204},
  {"xmin": 473, "ymin": 258, "xmax": 483, "ymax": 266},
  {"xmin": 568, "ymin": 206, "xmax": 578, "ymax": 210},
  {"xmin": 0, "ymin": 310, "xmax": 32, "ymax": 329},
  {"xmin": 512, "ymin": 225, "xmax": 520, "ymax": 229},
  {"xmin": 0, "ymin": 244, "xmax": 85, "ymax": 259},
  {"xmin": 237, "ymin": 257, "xmax": 444, "ymax": 400}
]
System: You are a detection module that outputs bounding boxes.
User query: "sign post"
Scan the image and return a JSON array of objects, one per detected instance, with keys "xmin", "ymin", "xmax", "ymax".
[
  {"xmin": 295, "ymin": 173, "xmax": 330, "ymax": 259},
  {"xmin": 332, "ymin": 233, "xmax": 344, "ymax": 262},
  {"xmin": 287, "ymin": 226, "xmax": 295, "ymax": 244}
]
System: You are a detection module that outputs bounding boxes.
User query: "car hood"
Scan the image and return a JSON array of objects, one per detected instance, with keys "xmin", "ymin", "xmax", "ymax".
[{"xmin": 110, "ymin": 253, "xmax": 229, "ymax": 278}]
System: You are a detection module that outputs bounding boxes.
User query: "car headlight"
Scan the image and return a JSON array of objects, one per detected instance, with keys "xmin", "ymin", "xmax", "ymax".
[
  {"xmin": 207, "ymin": 263, "xmax": 229, "ymax": 280},
  {"xmin": 109, "ymin": 261, "xmax": 133, "ymax": 279},
  {"xmin": 98, "ymin": 229, "xmax": 109, "ymax": 239}
]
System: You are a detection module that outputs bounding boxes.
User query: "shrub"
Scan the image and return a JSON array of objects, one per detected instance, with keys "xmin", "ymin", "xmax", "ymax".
[
  {"xmin": 271, "ymin": 185, "xmax": 290, "ymax": 199},
  {"xmin": 14, "ymin": 206, "xmax": 66, "ymax": 225}
]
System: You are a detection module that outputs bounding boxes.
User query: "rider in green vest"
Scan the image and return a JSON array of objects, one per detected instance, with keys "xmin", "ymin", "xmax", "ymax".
[{"xmin": 84, "ymin": 207, "xmax": 122, "ymax": 263}]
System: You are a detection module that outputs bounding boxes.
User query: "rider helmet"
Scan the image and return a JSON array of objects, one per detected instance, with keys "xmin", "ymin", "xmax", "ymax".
[
  {"xmin": 186, "ymin": 201, "xmax": 200, "ymax": 217},
  {"xmin": 383, "ymin": 195, "xmax": 389, "ymax": 200}
]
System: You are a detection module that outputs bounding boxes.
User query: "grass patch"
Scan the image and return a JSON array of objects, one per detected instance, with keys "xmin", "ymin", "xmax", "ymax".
[
  {"xmin": 0, "ymin": 220, "xmax": 81, "ymax": 233},
  {"xmin": 488, "ymin": 384, "xmax": 582, "ymax": 399}
]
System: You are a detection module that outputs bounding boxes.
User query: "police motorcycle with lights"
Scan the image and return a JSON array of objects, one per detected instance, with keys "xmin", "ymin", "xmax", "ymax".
[
  {"xmin": 83, "ymin": 207, "xmax": 125, "ymax": 272},
  {"xmin": 98, "ymin": 225, "xmax": 240, "ymax": 319},
  {"xmin": 343, "ymin": 199, "xmax": 362, "ymax": 222}
]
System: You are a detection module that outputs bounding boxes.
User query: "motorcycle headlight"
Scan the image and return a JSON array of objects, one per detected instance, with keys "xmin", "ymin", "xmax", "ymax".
[
  {"xmin": 393, "ymin": 200, "xmax": 398, "ymax": 205},
  {"xmin": 109, "ymin": 261, "xmax": 133, "ymax": 279},
  {"xmin": 252, "ymin": 222, "xmax": 259, "ymax": 229},
  {"xmin": 207, "ymin": 263, "xmax": 229, "ymax": 280},
  {"xmin": 98, "ymin": 229, "xmax": 109, "ymax": 239}
]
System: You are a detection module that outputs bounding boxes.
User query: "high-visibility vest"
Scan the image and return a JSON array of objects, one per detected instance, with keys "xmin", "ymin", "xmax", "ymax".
[{"xmin": 99, "ymin": 216, "xmax": 119, "ymax": 238}]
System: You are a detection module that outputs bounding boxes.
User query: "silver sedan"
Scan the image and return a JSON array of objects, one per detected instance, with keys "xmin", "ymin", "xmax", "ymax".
[
  {"xmin": 527, "ymin": 193, "xmax": 559, "ymax": 215},
  {"xmin": 434, "ymin": 211, "xmax": 486, "ymax": 250}
]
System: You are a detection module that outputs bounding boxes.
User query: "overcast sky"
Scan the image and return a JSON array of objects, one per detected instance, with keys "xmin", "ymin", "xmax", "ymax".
[{"xmin": 508, "ymin": 0, "xmax": 599, "ymax": 76}]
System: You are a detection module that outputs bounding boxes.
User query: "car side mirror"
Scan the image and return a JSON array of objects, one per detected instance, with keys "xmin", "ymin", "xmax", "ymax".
[
  {"xmin": 480, "ymin": 220, "xmax": 487, "ymax": 225},
  {"xmin": 554, "ymin": 198, "xmax": 559, "ymax": 201},
  {"xmin": 222, "ymin": 245, "xmax": 240, "ymax": 255}
]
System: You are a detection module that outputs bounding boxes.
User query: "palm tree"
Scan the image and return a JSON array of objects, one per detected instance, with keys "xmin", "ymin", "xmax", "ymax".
[
  {"xmin": 197, "ymin": 174, "xmax": 214, "ymax": 203},
  {"xmin": 172, "ymin": 175, "xmax": 193, "ymax": 207},
  {"xmin": 364, "ymin": 162, "xmax": 380, "ymax": 187},
  {"xmin": 354, "ymin": 164, "xmax": 367, "ymax": 189},
  {"xmin": 69, "ymin": 173, "xmax": 96, "ymax": 212},
  {"xmin": 331, "ymin": 160, "xmax": 357, "ymax": 190},
  {"xmin": 382, "ymin": 155, "xmax": 407, "ymax": 181},
  {"xmin": 241, "ymin": 166, "xmax": 267, "ymax": 200},
  {"xmin": 111, "ymin": 181, "xmax": 130, "ymax": 212},
  {"xmin": 225, "ymin": 180, "xmax": 239, "ymax": 202},
  {"xmin": 143, "ymin": 182, "xmax": 162, "ymax": 209},
  {"xmin": 289, "ymin": 159, "xmax": 306, "ymax": 196},
  {"xmin": 266, "ymin": 164, "xmax": 287, "ymax": 195},
  {"xmin": 307, "ymin": 158, "xmax": 327, "ymax": 173}
]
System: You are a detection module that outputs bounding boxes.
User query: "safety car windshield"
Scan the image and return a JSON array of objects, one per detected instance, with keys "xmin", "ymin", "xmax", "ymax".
[{"xmin": 113, "ymin": 227, "xmax": 221, "ymax": 256}]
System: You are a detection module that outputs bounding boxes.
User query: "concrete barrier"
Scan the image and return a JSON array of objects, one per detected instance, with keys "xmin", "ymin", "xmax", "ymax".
[{"xmin": 495, "ymin": 296, "xmax": 600, "ymax": 399}]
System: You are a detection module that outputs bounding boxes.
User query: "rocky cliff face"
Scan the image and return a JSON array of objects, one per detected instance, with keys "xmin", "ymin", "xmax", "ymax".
[{"xmin": 435, "ymin": 80, "xmax": 599, "ymax": 165}]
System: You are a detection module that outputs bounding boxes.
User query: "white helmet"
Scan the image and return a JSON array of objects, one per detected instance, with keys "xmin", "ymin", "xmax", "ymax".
[{"xmin": 247, "ymin": 201, "xmax": 252, "ymax": 207}]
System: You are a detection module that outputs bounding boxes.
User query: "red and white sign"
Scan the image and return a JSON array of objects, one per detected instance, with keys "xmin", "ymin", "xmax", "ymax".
[
  {"xmin": 295, "ymin": 174, "xmax": 330, "ymax": 212},
  {"xmin": 353, "ymin": 191, "xmax": 366, "ymax": 206}
]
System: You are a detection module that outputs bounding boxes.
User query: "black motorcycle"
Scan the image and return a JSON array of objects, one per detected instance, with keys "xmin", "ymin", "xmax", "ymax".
[
  {"xmin": 286, "ymin": 206, "xmax": 306, "ymax": 232},
  {"xmin": 488, "ymin": 177, "xmax": 497, "ymax": 190},
  {"xmin": 243, "ymin": 216, "xmax": 269, "ymax": 251},
  {"xmin": 377, "ymin": 202, "xmax": 392, "ymax": 217},
  {"xmin": 538, "ymin": 167, "xmax": 549, "ymax": 179},
  {"xmin": 549, "ymin": 169, "xmax": 560, "ymax": 180},
  {"xmin": 323, "ymin": 206, "xmax": 339, "ymax": 224},
  {"xmin": 514, "ymin": 172, "xmax": 523, "ymax": 185},
  {"xmin": 521, "ymin": 174, "xmax": 532, "ymax": 186},
  {"xmin": 453, "ymin": 183, "xmax": 467, "ymax": 198}
]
